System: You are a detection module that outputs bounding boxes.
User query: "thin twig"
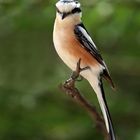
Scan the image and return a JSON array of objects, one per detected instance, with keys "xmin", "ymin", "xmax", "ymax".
[{"xmin": 60, "ymin": 59, "xmax": 109, "ymax": 140}]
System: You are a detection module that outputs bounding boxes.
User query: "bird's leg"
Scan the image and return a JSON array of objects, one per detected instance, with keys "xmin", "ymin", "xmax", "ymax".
[
  {"xmin": 65, "ymin": 58, "xmax": 90, "ymax": 85},
  {"xmin": 71, "ymin": 58, "xmax": 90, "ymax": 81},
  {"xmin": 63, "ymin": 58, "xmax": 89, "ymax": 97},
  {"xmin": 77, "ymin": 58, "xmax": 90, "ymax": 73}
]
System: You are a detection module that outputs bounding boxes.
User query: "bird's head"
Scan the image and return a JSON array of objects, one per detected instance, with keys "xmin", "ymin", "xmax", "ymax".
[{"xmin": 55, "ymin": 0, "xmax": 82, "ymax": 20}]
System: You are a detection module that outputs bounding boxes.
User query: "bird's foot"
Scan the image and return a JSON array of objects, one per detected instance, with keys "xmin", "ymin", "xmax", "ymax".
[
  {"xmin": 64, "ymin": 58, "xmax": 90, "ymax": 97},
  {"xmin": 66, "ymin": 58, "xmax": 90, "ymax": 83}
]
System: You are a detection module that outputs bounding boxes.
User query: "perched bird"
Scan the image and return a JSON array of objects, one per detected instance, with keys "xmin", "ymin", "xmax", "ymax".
[{"xmin": 53, "ymin": 0, "xmax": 116, "ymax": 139}]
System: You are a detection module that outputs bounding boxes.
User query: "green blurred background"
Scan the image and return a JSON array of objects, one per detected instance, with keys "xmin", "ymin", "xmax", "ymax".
[{"xmin": 0, "ymin": 0, "xmax": 140, "ymax": 140}]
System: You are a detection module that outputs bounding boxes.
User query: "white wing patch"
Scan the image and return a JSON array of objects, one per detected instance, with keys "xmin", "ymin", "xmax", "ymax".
[{"xmin": 78, "ymin": 26, "xmax": 97, "ymax": 49}]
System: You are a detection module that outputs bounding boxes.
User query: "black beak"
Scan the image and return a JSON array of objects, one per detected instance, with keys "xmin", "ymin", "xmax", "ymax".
[{"xmin": 62, "ymin": 13, "xmax": 66, "ymax": 20}]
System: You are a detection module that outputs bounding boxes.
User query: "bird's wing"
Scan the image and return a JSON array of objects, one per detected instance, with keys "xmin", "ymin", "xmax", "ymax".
[
  {"xmin": 74, "ymin": 23, "xmax": 105, "ymax": 66},
  {"xmin": 74, "ymin": 23, "xmax": 115, "ymax": 88}
]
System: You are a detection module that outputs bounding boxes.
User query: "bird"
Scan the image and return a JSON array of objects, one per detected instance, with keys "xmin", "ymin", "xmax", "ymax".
[{"xmin": 53, "ymin": 0, "xmax": 116, "ymax": 139}]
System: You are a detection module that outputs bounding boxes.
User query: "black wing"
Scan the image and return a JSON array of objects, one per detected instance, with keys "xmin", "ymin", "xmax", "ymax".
[
  {"xmin": 74, "ymin": 23, "xmax": 115, "ymax": 88},
  {"xmin": 74, "ymin": 23, "xmax": 104, "ymax": 66}
]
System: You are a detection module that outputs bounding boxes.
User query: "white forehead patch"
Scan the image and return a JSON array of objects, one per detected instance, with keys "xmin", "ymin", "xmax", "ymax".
[{"xmin": 56, "ymin": 0, "xmax": 81, "ymax": 13}]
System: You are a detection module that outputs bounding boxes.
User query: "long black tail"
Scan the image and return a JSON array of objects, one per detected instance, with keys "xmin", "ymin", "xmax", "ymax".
[{"xmin": 96, "ymin": 80, "xmax": 116, "ymax": 140}]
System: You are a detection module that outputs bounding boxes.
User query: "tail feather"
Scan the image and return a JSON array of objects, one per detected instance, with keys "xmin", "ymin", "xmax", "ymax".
[
  {"xmin": 90, "ymin": 79, "xmax": 116, "ymax": 140},
  {"xmin": 99, "ymin": 80, "xmax": 116, "ymax": 140}
]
